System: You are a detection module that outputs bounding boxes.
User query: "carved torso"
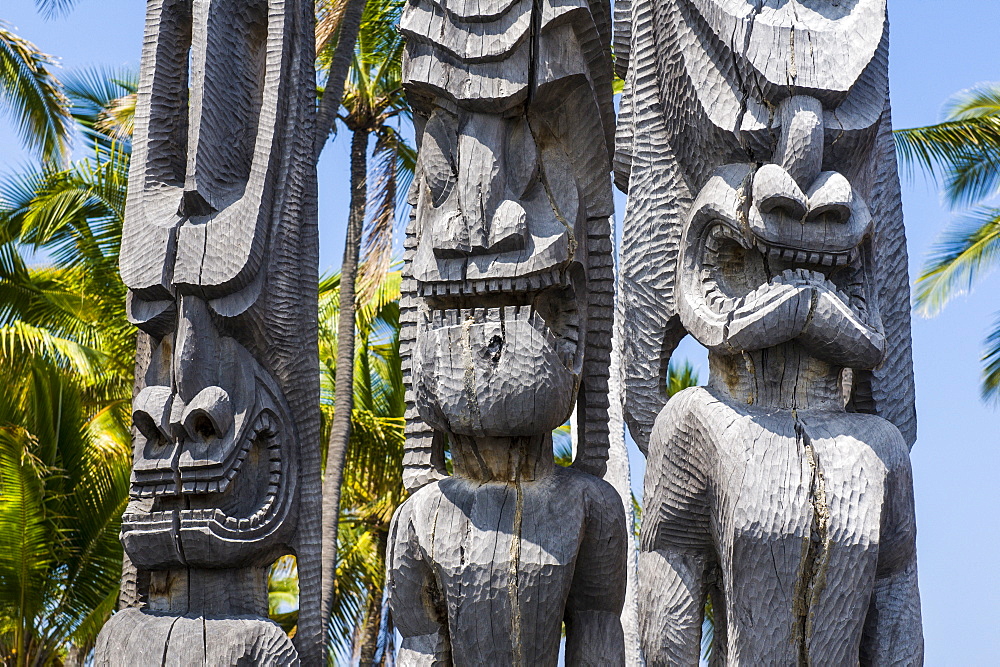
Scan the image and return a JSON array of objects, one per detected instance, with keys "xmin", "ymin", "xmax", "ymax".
[
  {"xmin": 391, "ymin": 466, "xmax": 626, "ymax": 664},
  {"xmin": 644, "ymin": 381, "xmax": 916, "ymax": 663},
  {"xmin": 389, "ymin": 0, "xmax": 627, "ymax": 658}
]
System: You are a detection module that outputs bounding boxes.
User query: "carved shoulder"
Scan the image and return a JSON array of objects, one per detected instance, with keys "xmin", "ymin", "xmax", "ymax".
[{"xmin": 640, "ymin": 387, "xmax": 716, "ymax": 553}]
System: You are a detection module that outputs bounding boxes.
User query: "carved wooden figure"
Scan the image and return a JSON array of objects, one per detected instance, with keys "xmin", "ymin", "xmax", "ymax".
[
  {"xmin": 614, "ymin": 0, "xmax": 923, "ymax": 663},
  {"xmin": 94, "ymin": 0, "xmax": 320, "ymax": 663},
  {"xmin": 387, "ymin": 0, "xmax": 628, "ymax": 662}
]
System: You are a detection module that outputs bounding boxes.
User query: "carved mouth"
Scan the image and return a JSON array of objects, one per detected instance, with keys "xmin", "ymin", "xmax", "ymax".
[
  {"xmin": 122, "ymin": 407, "xmax": 291, "ymax": 553},
  {"xmin": 702, "ymin": 223, "xmax": 868, "ymax": 319},
  {"xmin": 750, "ymin": 237, "xmax": 855, "ymax": 268},
  {"xmin": 417, "ymin": 267, "xmax": 583, "ymax": 371}
]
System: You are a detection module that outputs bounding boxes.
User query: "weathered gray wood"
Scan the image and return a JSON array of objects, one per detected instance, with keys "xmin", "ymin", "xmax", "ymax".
[
  {"xmin": 95, "ymin": 0, "xmax": 320, "ymax": 663},
  {"xmin": 389, "ymin": 0, "xmax": 627, "ymax": 661},
  {"xmin": 615, "ymin": 0, "xmax": 922, "ymax": 663}
]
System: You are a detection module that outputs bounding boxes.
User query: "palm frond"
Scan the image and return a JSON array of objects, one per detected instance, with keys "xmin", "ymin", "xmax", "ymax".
[
  {"xmin": 32, "ymin": 0, "xmax": 82, "ymax": 19},
  {"xmin": 944, "ymin": 82, "xmax": 1000, "ymax": 120},
  {"xmin": 62, "ymin": 66, "xmax": 137, "ymax": 151},
  {"xmin": 0, "ymin": 23, "xmax": 71, "ymax": 162},
  {"xmin": 0, "ymin": 321, "xmax": 107, "ymax": 377},
  {"xmin": 914, "ymin": 206, "xmax": 1000, "ymax": 316},
  {"xmin": 0, "ymin": 427, "xmax": 54, "ymax": 646},
  {"xmin": 894, "ymin": 82, "xmax": 1000, "ymax": 207},
  {"xmin": 667, "ymin": 360, "xmax": 699, "ymax": 397}
]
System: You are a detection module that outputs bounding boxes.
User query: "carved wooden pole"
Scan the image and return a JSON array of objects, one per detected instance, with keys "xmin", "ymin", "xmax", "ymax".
[
  {"xmin": 386, "ymin": 0, "xmax": 628, "ymax": 662},
  {"xmin": 615, "ymin": 0, "xmax": 923, "ymax": 663},
  {"xmin": 94, "ymin": 0, "xmax": 321, "ymax": 663}
]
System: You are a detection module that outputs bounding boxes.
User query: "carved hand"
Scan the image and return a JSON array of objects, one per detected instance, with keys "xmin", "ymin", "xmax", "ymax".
[
  {"xmin": 799, "ymin": 284, "xmax": 885, "ymax": 369},
  {"xmin": 726, "ymin": 279, "xmax": 814, "ymax": 351}
]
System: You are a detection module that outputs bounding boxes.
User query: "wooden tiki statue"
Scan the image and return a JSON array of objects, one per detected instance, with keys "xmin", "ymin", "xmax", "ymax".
[
  {"xmin": 615, "ymin": 0, "xmax": 923, "ymax": 663},
  {"xmin": 94, "ymin": 0, "xmax": 321, "ymax": 663},
  {"xmin": 386, "ymin": 0, "xmax": 629, "ymax": 662}
]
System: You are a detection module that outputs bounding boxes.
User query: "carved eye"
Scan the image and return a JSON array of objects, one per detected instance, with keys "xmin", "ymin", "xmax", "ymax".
[{"xmin": 421, "ymin": 108, "xmax": 457, "ymax": 207}]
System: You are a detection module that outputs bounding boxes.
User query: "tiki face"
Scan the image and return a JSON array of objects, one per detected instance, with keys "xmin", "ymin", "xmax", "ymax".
[
  {"xmin": 409, "ymin": 105, "xmax": 591, "ymax": 437},
  {"xmin": 122, "ymin": 298, "xmax": 298, "ymax": 570},
  {"xmin": 118, "ymin": 0, "xmax": 301, "ymax": 570},
  {"xmin": 668, "ymin": 2, "xmax": 892, "ymax": 366},
  {"xmin": 402, "ymin": 0, "xmax": 618, "ymax": 441}
]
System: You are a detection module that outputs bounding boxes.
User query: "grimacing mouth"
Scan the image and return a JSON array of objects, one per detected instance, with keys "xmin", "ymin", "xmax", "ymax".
[
  {"xmin": 417, "ymin": 263, "xmax": 585, "ymax": 372},
  {"xmin": 701, "ymin": 222, "xmax": 869, "ymax": 321},
  {"xmin": 122, "ymin": 406, "xmax": 288, "ymax": 538}
]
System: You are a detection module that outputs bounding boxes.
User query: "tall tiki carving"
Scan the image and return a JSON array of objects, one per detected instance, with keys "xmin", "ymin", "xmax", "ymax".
[
  {"xmin": 95, "ymin": 0, "xmax": 320, "ymax": 663},
  {"xmin": 386, "ymin": 0, "xmax": 628, "ymax": 661},
  {"xmin": 615, "ymin": 0, "xmax": 923, "ymax": 663}
]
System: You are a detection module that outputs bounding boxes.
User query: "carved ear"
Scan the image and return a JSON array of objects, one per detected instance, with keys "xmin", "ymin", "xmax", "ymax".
[
  {"xmin": 421, "ymin": 108, "xmax": 457, "ymax": 207},
  {"xmin": 848, "ymin": 106, "xmax": 917, "ymax": 447}
]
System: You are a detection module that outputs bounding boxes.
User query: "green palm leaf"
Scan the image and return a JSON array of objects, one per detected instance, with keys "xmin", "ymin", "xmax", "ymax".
[
  {"xmin": 32, "ymin": 0, "xmax": 82, "ymax": 19},
  {"xmin": 895, "ymin": 83, "xmax": 1000, "ymax": 207},
  {"xmin": 0, "ymin": 23, "xmax": 71, "ymax": 162},
  {"xmin": 914, "ymin": 206, "xmax": 1000, "ymax": 317}
]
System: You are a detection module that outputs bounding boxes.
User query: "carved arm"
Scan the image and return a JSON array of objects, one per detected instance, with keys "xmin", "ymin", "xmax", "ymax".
[
  {"xmin": 387, "ymin": 503, "xmax": 451, "ymax": 666},
  {"xmin": 638, "ymin": 397, "xmax": 713, "ymax": 666},
  {"xmin": 638, "ymin": 548, "xmax": 709, "ymax": 666},
  {"xmin": 564, "ymin": 481, "xmax": 629, "ymax": 665},
  {"xmin": 860, "ymin": 443, "xmax": 923, "ymax": 665}
]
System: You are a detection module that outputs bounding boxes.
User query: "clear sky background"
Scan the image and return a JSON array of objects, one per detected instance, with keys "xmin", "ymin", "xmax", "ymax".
[{"xmin": 1, "ymin": 0, "xmax": 997, "ymax": 663}]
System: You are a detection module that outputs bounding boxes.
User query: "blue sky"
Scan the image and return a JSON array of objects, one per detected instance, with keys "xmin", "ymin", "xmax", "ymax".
[{"xmin": 1, "ymin": 0, "xmax": 997, "ymax": 662}]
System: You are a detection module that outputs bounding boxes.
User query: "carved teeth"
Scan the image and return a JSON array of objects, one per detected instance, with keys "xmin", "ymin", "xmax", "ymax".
[{"xmin": 415, "ymin": 270, "xmax": 573, "ymax": 301}]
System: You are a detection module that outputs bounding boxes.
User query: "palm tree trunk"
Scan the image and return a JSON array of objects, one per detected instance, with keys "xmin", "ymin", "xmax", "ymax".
[
  {"xmin": 321, "ymin": 127, "xmax": 369, "ymax": 640},
  {"xmin": 313, "ymin": 0, "xmax": 368, "ymax": 160},
  {"xmin": 356, "ymin": 529, "xmax": 388, "ymax": 665}
]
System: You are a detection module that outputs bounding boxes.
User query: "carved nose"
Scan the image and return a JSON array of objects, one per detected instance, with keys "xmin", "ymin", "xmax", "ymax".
[
  {"xmin": 755, "ymin": 164, "xmax": 808, "ymax": 219},
  {"xmin": 432, "ymin": 199, "xmax": 528, "ymax": 257},
  {"xmin": 804, "ymin": 172, "xmax": 853, "ymax": 223},
  {"xmin": 173, "ymin": 296, "xmax": 221, "ymax": 402},
  {"xmin": 773, "ymin": 95, "xmax": 825, "ymax": 190},
  {"xmin": 483, "ymin": 200, "xmax": 527, "ymax": 253},
  {"xmin": 133, "ymin": 385, "xmax": 174, "ymax": 442},
  {"xmin": 180, "ymin": 386, "xmax": 233, "ymax": 440},
  {"xmin": 754, "ymin": 165, "xmax": 855, "ymax": 224}
]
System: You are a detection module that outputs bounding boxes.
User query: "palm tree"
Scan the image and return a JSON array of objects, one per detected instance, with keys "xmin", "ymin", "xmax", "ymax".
[
  {"xmin": 0, "ymin": 67, "xmax": 136, "ymax": 665},
  {"xmin": 895, "ymin": 83, "xmax": 1000, "ymax": 400},
  {"xmin": 0, "ymin": 21, "xmax": 72, "ymax": 162},
  {"xmin": 319, "ymin": 0, "xmax": 413, "ymax": 635},
  {"xmin": 314, "ymin": 0, "xmax": 371, "ymax": 158},
  {"xmin": 0, "ymin": 330, "xmax": 131, "ymax": 666},
  {"xmin": 320, "ymin": 269, "xmax": 404, "ymax": 665},
  {"xmin": 265, "ymin": 269, "xmax": 406, "ymax": 664}
]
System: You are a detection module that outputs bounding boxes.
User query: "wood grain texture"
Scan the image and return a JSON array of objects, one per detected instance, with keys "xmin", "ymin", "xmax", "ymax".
[
  {"xmin": 615, "ymin": 0, "xmax": 923, "ymax": 662},
  {"xmin": 391, "ymin": 0, "xmax": 627, "ymax": 660},
  {"xmin": 96, "ymin": 0, "xmax": 320, "ymax": 663}
]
